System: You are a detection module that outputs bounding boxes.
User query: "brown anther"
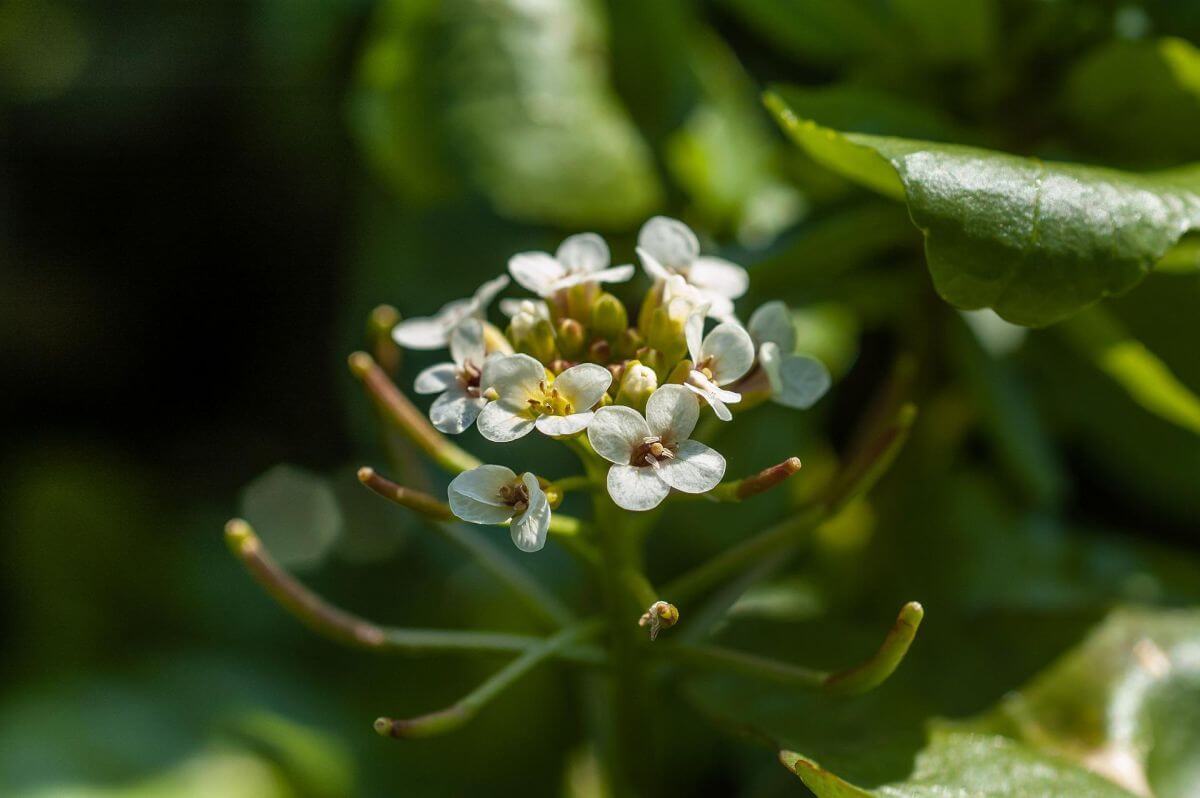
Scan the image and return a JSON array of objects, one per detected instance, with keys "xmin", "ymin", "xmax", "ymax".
[{"xmin": 511, "ymin": 500, "xmax": 528, "ymax": 513}]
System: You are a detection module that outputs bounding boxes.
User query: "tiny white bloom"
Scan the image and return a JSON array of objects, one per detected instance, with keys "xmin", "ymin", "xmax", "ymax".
[
  {"xmin": 448, "ymin": 465, "xmax": 550, "ymax": 552},
  {"xmin": 587, "ymin": 384, "xmax": 726, "ymax": 511},
  {"xmin": 683, "ymin": 314, "xmax": 756, "ymax": 421},
  {"xmin": 637, "ymin": 216, "xmax": 748, "ymax": 321},
  {"xmin": 499, "ymin": 297, "xmax": 552, "ymax": 321},
  {"xmin": 392, "ymin": 274, "xmax": 510, "ymax": 350},
  {"xmin": 747, "ymin": 301, "xmax": 831, "ymax": 409},
  {"xmin": 508, "ymin": 233, "xmax": 635, "ymax": 298},
  {"xmin": 413, "ymin": 318, "xmax": 490, "ymax": 434},
  {"xmin": 476, "ymin": 354, "xmax": 612, "ymax": 442}
]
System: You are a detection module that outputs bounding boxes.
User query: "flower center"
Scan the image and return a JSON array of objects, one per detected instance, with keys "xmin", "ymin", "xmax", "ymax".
[
  {"xmin": 631, "ymin": 435, "xmax": 676, "ymax": 467},
  {"xmin": 457, "ymin": 360, "xmax": 483, "ymax": 397},
  {"xmin": 497, "ymin": 480, "xmax": 530, "ymax": 514},
  {"xmin": 526, "ymin": 380, "xmax": 574, "ymax": 417}
]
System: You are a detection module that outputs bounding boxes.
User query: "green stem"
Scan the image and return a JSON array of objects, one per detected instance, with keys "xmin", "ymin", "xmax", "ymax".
[
  {"xmin": 224, "ymin": 520, "xmax": 600, "ymax": 663},
  {"xmin": 375, "ymin": 620, "xmax": 604, "ymax": 739},
  {"xmin": 348, "ymin": 351, "xmax": 481, "ymax": 474},
  {"xmin": 552, "ymin": 474, "xmax": 595, "ymax": 493}
]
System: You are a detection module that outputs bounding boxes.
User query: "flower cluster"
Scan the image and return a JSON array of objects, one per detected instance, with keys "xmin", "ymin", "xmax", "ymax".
[{"xmin": 391, "ymin": 217, "xmax": 831, "ymax": 552}]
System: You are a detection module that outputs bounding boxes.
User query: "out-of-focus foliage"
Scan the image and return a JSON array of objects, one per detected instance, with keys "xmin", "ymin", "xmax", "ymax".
[{"xmin": 5, "ymin": 0, "xmax": 1200, "ymax": 795}]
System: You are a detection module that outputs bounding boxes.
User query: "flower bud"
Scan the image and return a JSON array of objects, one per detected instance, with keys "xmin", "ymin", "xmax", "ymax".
[
  {"xmin": 587, "ymin": 337, "xmax": 611, "ymax": 364},
  {"xmin": 646, "ymin": 305, "xmax": 687, "ymax": 364},
  {"xmin": 635, "ymin": 346, "xmax": 665, "ymax": 379},
  {"xmin": 556, "ymin": 318, "xmax": 586, "ymax": 360},
  {"xmin": 483, "ymin": 322, "xmax": 514, "ymax": 355},
  {"xmin": 615, "ymin": 361, "xmax": 658, "ymax": 413},
  {"xmin": 665, "ymin": 359, "xmax": 693, "ymax": 385},
  {"xmin": 638, "ymin": 600, "xmax": 679, "ymax": 641},
  {"xmin": 566, "ymin": 282, "xmax": 600, "ymax": 322},
  {"xmin": 591, "ymin": 292, "xmax": 628, "ymax": 343},
  {"xmin": 614, "ymin": 327, "xmax": 644, "ymax": 361},
  {"xmin": 512, "ymin": 308, "xmax": 558, "ymax": 364}
]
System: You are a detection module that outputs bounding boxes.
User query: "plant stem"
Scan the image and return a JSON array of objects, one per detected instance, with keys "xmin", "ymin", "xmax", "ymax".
[
  {"xmin": 348, "ymin": 351, "xmax": 481, "ymax": 474},
  {"xmin": 224, "ymin": 519, "xmax": 601, "ymax": 663},
  {"xmin": 375, "ymin": 619, "xmax": 604, "ymax": 739}
]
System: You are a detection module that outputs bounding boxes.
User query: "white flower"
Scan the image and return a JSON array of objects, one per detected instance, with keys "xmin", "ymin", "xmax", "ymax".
[
  {"xmin": 637, "ymin": 216, "xmax": 748, "ymax": 321},
  {"xmin": 476, "ymin": 354, "xmax": 612, "ymax": 442},
  {"xmin": 392, "ymin": 274, "xmax": 509, "ymax": 350},
  {"xmin": 508, "ymin": 233, "xmax": 634, "ymax": 298},
  {"xmin": 587, "ymin": 384, "xmax": 726, "ymax": 511},
  {"xmin": 448, "ymin": 465, "xmax": 550, "ymax": 552},
  {"xmin": 747, "ymin": 301, "xmax": 831, "ymax": 409},
  {"xmin": 683, "ymin": 314, "xmax": 756, "ymax": 421},
  {"xmin": 499, "ymin": 297, "xmax": 552, "ymax": 322},
  {"xmin": 412, "ymin": 319, "xmax": 491, "ymax": 434}
]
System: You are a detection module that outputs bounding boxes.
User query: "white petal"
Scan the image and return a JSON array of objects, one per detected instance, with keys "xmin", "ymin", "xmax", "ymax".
[
  {"xmin": 552, "ymin": 263, "xmax": 635, "ymax": 291},
  {"xmin": 685, "ymin": 376, "xmax": 739, "ymax": 422},
  {"xmin": 701, "ymin": 322, "xmax": 756, "ymax": 385},
  {"xmin": 689, "ymin": 256, "xmax": 749, "ymax": 299},
  {"xmin": 508, "ymin": 252, "xmax": 565, "ymax": 297},
  {"xmin": 555, "ymin": 233, "xmax": 609, "ymax": 273},
  {"xmin": 748, "ymin": 301, "xmax": 796, "ymax": 351},
  {"xmin": 448, "ymin": 465, "xmax": 518, "ymax": 524},
  {"xmin": 587, "ymin": 405, "xmax": 651, "ymax": 465},
  {"xmin": 606, "ymin": 464, "xmax": 671, "ymax": 511},
  {"xmin": 637, "ymin": 247, "xmax": 672, "ymax": 282},
  {"xmin": 470, "ymin": 274, "xmax": 510, "ymax": 310},
  {"xmin": 449, "ymin": 318, "xmax": 487, "ymax": 368},
  {"xmin": 656, "ymin": 439, "xmax": 725, "ymax": 494},
  {"xmin": 392, "ymin": 315, "xmax": 450, "ymax": 350},
  {"xmin": 685, "ymin": 311, "xmax": 704, "ymax": 364},
  {"xmin": 645, "ymin": 384, "xmax": 699, "ymax": 444},
  {"xmin": 534, "ymin": 412, "xmax": 593, "ymax": 437},
  {"xmin": 510, "ymin": 473, "xmax": 550, "ymax": 552},
  {"xmin": 430, "ymin": 388, "xmax": 487, "ymax": 434},
  {"xmin": 700, "ymin": 292, "xmax": 736, "ymax": 322},
  {"xmin": 553, "ymin": 363, "xmax": 612, "ymax": 410},
  {"xmin": 772, "ymin": 353, "xmax": 832, "ymax": 410},
  {"xmin": 637, "ymin": 216, "xmax": 698, "ymax": 269},
  {"xmin": 414, "ymin": 363, "xmax": 457, "ymax": 395},
  {"xmin": 481, "ymin": 353, "xmax": 545, "ymax": 399},
  {"xmin": 476, "ymin": 401, "xmax": 535, "ymax": 442}
]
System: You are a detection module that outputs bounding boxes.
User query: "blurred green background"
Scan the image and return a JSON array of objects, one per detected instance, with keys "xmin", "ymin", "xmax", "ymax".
[{"xmin": 3, "ymin": 1, "xmax": 1200, "ymax": 796}]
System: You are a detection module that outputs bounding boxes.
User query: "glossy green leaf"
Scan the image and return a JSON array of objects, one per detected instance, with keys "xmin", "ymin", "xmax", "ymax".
[
  {"xmin": 765, "ymin": 90, "xmax": 1200, "ymax": 326},
  {"xmin": 966, "ymin": 607, "xmax": 1200, "ymax": 798},
  {"xmin": 781, "ymin": 730, "xmax": 1137, "ymax": 797}
]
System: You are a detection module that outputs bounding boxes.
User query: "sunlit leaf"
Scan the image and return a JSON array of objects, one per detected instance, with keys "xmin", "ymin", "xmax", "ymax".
[{"xmin": 765, "ymin": 91, "xmax": 1200, "ymax": 326}]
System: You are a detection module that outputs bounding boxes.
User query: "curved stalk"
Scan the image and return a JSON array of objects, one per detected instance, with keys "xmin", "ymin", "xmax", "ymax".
[
  {"xmin": 699, "ymin": 456, "xmax": 803, "ymax": 503},
  {"xmin": 348, "ymin": 351, "xmax": 481, "ymax": 474},
  {"xmin": 375, "ymin": 620, "xmax": 604, "ymax": 739},
  {"xmin": 224, "ymin": 519, "xmax": 600, "ymax": 663}
]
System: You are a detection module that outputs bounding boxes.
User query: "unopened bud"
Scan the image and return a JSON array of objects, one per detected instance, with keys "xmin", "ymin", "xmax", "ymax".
[
  {"xmin": 646, "ymin": 306, "xmax": 688, "ymax": 364},
  {"xmin": 587, "ymin": 337, "xmax": 611, "ymax": 364},
  {"xmin": 635, "ymin": 346, "xmax": 665, "ymax": 379},
  {"xmin": 513, "ymin": 309, "xmax": 559, "ymax": 364},
  {"xmin": 483, "ymin": 322, "xmax": 514, "ymax": 355},
  {"xmin": 614, "ymin": 327, "xmax": 644, "ymax": 361},
  {"xmin": 665, "ymin": 359, "xmax": 694, "ymax": 385},
  {"xmin": 556, "ymin": 318, "xmax": 586, "ymax": 359},
  {"xmin": 591, "ymin": 292, "xmax": 628, "ymax": 343},
  {"xmin": 566, "ymin": 282, "xmax": 600, "ymax": 322},
  {"xmin": 615, "ymin": 361, "xmax": 658, "ymax": 412},
  {"xmin": 638, "ymin": 601, "xmax": 679, "ymax": 641}
]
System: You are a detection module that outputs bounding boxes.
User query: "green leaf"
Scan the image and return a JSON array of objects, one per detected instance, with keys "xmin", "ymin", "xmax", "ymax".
[
  {"xmin": 781, "ymin": 730, "xmax": 1137, "ymax": 797},
  {"xmin": 966, "ymin": 607, "xmax": 1200, "ymax": 798},
  {"xmin": 1059, "ymin": 306, "xmax": 1200, "ymax": 436},
  {"xmin": 765, "ymin": 90, "xmax": 1200, "ymax": 326}
]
